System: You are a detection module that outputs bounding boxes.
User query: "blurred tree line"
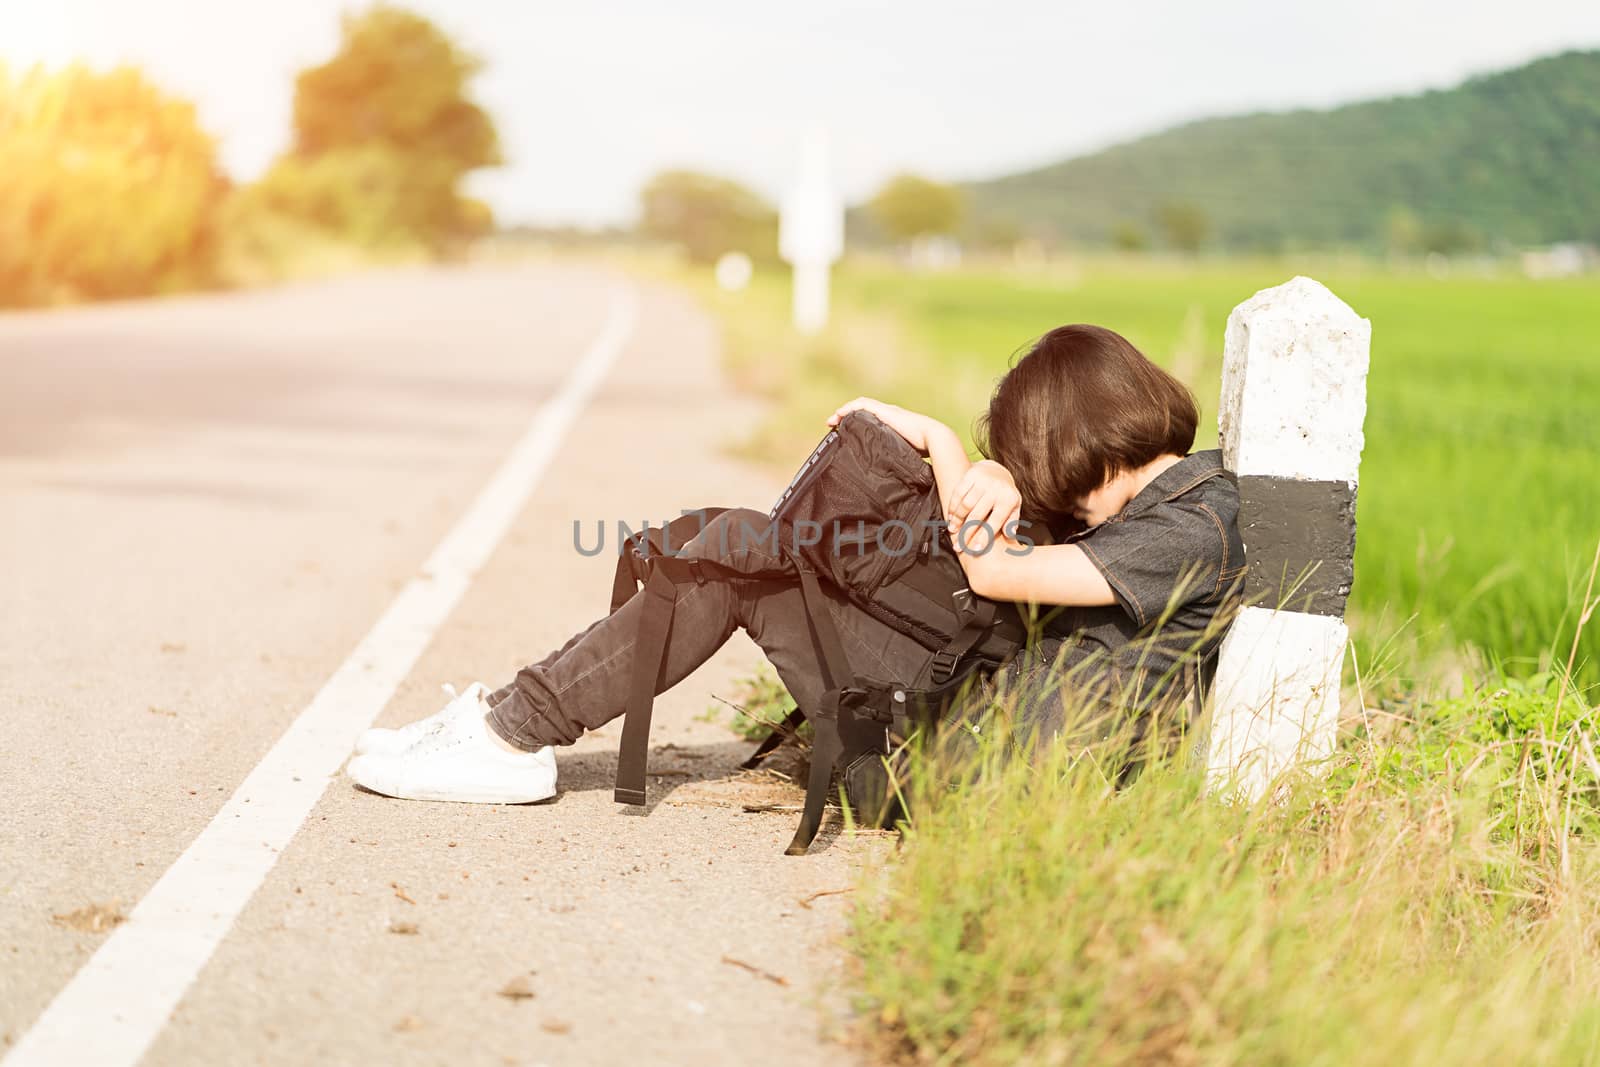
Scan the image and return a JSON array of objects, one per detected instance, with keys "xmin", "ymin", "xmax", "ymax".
[
  {"xmin": 638, "ymin": 171, "xmax": 778, "ymax": 264},
  {"xmin": 0, "ymin": 3, "xmax": 499, "ymax": 309},
  {"xmin": 867, "ymin": 174, "xmax": 963, "ymax": 243},
  {"xmin": 638, "ymin": 167, "xmax": 973, "ymax": 265}
]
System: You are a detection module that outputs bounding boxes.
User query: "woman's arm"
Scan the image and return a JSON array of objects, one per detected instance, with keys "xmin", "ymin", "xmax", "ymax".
[
  {"xmin": 924, "ymin": 422, "xmax": 1115, "ymax": 608},
  {"xmin": 827, "ymin": 399, "xmax": 1117, "ymax": 609},
  {"xmin": 957, "ymin": 539, "xmax": 1117, "ymax": 607}
]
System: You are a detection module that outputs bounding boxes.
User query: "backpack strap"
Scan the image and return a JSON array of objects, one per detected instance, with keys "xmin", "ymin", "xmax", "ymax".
[
  {"xmin": 613, "ymin": 565, "xmax": 680, "ymax": 805},
  {"xmin": 795, "ymin": 565, "xmax": 854, "ymax": 695},
  {"xmin": 611, "ymin": 508, "xmax": 732, "ymax": 799},
  {"xmin": 784, "ymin": 565, "xmax": 859, "ymax": 855},
  {"xmin": 786, "ymin": 688, "xmax": 845, "ymax": 855},
  {"xmin": 611, "ymin": 508, "xmax": 777, "ymax": 806},
  {"xmin": 610, "ymin": 512, "xmax": 719, "ymax": 612}
]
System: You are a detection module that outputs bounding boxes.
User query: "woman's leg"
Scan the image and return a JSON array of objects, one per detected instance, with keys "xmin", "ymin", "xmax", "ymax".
[{"xmin": 485, "ymin": 507, "xmax": 937, "ymax": 751}]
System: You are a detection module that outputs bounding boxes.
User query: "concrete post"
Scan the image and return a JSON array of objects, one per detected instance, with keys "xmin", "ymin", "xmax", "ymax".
[
  {"xmin": 791, "ymin": 260, "xmax": 830, "ymax": 334},
  {"xmin": 1203, "ymin": 276, "xmax": 1371, "ymax": 799},
  {"xmin": 778, "ymin": 129, "xmax": 843, "ymax": 336}
]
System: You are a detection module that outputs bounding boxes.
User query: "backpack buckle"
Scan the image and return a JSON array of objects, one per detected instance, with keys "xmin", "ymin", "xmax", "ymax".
[{"xmin": 930, "ymin": 649, "xmax": 960, "ymax": 684}]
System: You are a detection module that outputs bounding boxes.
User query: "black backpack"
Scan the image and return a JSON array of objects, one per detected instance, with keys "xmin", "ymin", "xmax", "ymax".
[{"xmin": 606, "ymin": 410, "xmax": 1056, "ymax": 854}]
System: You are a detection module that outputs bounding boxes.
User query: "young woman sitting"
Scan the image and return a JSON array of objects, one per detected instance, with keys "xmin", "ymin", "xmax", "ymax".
[{"xmin": 345, "ymin": 323, "xmax": 1245, "ymax": 804}]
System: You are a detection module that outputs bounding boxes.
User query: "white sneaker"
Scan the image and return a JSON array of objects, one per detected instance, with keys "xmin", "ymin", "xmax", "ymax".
[
  {"xmin": 354, "ymin": 682, "xmax": 491, "ymax": 757},
  {"xmin": 347, "ymin": 698, "xmax": 558, "ymax": 804}
]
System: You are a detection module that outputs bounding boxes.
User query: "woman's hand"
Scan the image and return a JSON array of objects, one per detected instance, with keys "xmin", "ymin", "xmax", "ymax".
[
  {"xmin": 826, "ymin": 396, "xmax": 939, "ymax": 452},
  {"xmin": 945, "ymin": 459, "xmax": 1023, "ymax": 554}
]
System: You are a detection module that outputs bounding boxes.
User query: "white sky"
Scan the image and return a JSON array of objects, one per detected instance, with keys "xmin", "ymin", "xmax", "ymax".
[{"xmin": 3, "ymin": 1, "xmax": 1598, "ymax": 226}]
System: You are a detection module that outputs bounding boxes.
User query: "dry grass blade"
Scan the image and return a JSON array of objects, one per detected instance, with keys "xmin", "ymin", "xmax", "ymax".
[
  {"xmin": 798, "ymin": 887, "xmax": 855, "ymax": 909},
  {"xmin": 1553, "ymin": 536, "xmax": 1600, "ymax": 721},
  {"xmin": 721, "ymin": 955, "xmax": 789, "ymax": 986}
]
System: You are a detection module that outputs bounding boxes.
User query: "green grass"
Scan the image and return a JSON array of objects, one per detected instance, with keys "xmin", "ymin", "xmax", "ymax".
[
  {"xmin": 687, "ymin": 254, "xmax": 1600, "ymax": 690},
  {"xmin": 850, "ymin": 671, "xmax": 1600, "ymax": 1065}
]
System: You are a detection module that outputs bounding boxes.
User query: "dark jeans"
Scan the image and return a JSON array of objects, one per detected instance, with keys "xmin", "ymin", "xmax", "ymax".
[{"xmin": 485, "ymin": 508, "xmax": 940, "ymax": 750}]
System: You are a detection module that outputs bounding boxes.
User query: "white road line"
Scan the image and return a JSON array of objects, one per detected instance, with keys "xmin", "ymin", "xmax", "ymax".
[{"xmin": 3, "ymin": 286, "xmax": 640, "ymax": 1067}]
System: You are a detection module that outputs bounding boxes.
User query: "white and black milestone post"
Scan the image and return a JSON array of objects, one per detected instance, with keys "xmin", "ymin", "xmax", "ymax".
[{"xmin": 1204, "ymin": 276, "xmax": 1371, "ymax": 799}]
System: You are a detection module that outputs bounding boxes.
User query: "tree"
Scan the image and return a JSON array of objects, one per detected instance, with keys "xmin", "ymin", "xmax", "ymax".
[
  {"xmin": 868, "ymin": 174, "xmax": 963, "ymax": 243},
  {"xmin": 1111, "ymin": 220, "xmax": 1149, "ymax": 252},
  {"xmin": 1385, "ymin": 205, "xmax": 1423, "ymax": 256},
  {"xmin": 637, "ymin": 170, "xmax": 777, "ymax": 264},
  {"xmin": 1420, "ymin": 219, "xmax": 1484, "ymax": 256},
  {"xmin": 970, "ymin": 216, "xmax": 1022, "ymax": 253},
  {"xmin": 257, "ymin": 4, "xmax": 501, "ymax": 253},
  {"xmin": 1157, "ymin": 201, "xmax": 1210, "ymax": 254},
  {"xmin": 0, "ymin": 64, "xmax": 225, "ymax": 306}
]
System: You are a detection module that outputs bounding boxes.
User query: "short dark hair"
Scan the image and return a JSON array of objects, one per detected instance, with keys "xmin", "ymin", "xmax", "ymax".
[{"xmin": 974, "ymin": 324, "xmax": 1199, "ymax": 538}]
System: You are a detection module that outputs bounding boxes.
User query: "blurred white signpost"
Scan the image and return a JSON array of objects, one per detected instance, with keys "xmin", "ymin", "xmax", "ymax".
[
  {"xmin": 779, "ymin": 131, "xmax": 843, "ymax": 334},
  {"xmin": 1203, "ymin": 276, "xmax": 1371, "ymax": 800}
]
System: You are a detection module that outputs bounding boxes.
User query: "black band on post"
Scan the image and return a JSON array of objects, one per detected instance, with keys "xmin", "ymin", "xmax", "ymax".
[{"xmin": 1236, "ymin": 474, "xmax": 1357, "ymax": 617}]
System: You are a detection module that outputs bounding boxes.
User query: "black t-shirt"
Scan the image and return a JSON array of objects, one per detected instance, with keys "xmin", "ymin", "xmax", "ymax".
[{"xmin": 984, "ymin": 449, "xmax": 1246, "ymax": 745}]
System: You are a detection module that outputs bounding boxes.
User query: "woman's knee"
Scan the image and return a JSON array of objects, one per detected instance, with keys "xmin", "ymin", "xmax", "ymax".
[{"xmin": 687, "ymin": 507, "xmax": 782, "ymax": 566}]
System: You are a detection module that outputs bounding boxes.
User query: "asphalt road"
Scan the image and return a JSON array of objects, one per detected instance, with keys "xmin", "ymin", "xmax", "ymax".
[{"xmin": 0, "ymin": 263, "xmax": 883, "ymax": 1066}]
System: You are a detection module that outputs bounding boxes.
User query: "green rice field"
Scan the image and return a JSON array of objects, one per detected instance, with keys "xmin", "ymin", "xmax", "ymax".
[{"xmin": 697, "ymin": 255, "xmax": 1600, "ymax": 689}]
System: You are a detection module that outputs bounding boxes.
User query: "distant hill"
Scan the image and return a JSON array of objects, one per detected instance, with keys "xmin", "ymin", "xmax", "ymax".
[{"xmin": 962, "ymin": 50, "xmax": 1600, "ymax": 253}]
